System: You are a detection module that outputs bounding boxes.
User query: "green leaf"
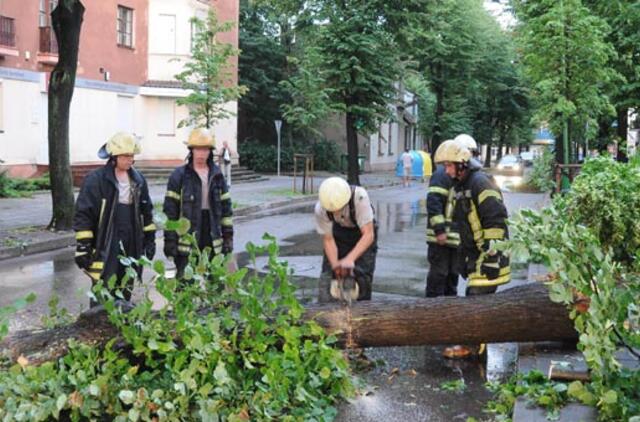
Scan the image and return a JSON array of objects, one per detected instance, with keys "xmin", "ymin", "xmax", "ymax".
[
  {"xmin": 119, "ymin": 390, "xmax": 136, "ymax": 405},
  {"xmin": 601, "ymin": 390, "xmax": 617, "ymax": 404}
]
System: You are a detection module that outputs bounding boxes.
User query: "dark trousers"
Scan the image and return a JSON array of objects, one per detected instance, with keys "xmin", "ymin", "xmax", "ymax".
[
  {"xmin": 426, "ymin": 243, "xmax": 459, "ymax": 297},
  {"xmin": 92, "ymin": 204, "xmax": 139, "ymax": 307},
  {"xmin": 175, "ymin": 210, "xmax": 212, "ymax": 279},
  {"xmin": 319, "ymin": 223, "xmax": 377, "ymax": 303}
]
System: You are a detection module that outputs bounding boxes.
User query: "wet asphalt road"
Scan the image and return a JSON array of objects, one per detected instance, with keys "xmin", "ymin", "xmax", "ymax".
[{"xmin": 0, "ymin": 180, "xmax": 545, "ymax": 421}]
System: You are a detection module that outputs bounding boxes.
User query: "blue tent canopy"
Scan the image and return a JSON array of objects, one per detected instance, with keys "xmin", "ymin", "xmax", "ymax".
[{"xmin": 396, "ymin": 150, "xmax": 424, "ymax": 177}]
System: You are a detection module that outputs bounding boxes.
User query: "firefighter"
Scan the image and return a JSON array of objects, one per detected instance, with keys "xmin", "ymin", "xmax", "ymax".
[
  {"xmin": 434, "ymin": 138, "xmax": 510, "ymax": 358},
  {"xmin": 425, "ymin": 141, "xmax": 460, "ymax": 298},
  {"xmin": 163, "ymin": 128, "xmax": 233, "ymax": 279},
  {"xmin": 454, "ymin": 133, "xmax": 481, "ymax": 160},
  {"xmin": 315, "ymin": 177, "xmax": 377, "ymax": 303},
  {"xmin": 73, "ymin": 132, "xmax": 156, "ymax": 305}
]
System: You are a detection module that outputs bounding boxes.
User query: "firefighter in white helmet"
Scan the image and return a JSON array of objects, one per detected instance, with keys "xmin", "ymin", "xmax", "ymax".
[
  {"xmin": 453, "ymin": 134, "xmax": 478, "ymax": 155},
  {"xmin": 434, "ymin": 139, "xmax": 510, "ymax": 358},
  {"xmin": 315, "ymin": 177, "xmax": 378, "ymax": 302},
  {"xmin": 73, "ymin": 132, "xmax": 156, "ymax": 306},
  {"xmin": 163, "ymin": 128, "xmax": 234, "ymax": 280}
]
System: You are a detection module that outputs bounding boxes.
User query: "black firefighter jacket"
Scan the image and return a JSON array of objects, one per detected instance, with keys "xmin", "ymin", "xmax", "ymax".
[
  {"xmin": 426, "ymin": 165, "xmax": 460, "ymax": 248},
  {"xmin": 73, "ymin": 163, "xmax": 155, "ymax": 281},
  {"xmin": 454, "ymin": 166, "xmax": 510, "ymax": 288},
  {"xmin": 163, "ymin": 160, "xmax": 233, "ymax": 257}
]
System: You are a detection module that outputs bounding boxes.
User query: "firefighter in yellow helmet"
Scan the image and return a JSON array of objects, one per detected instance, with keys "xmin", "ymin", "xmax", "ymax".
[
  {"xmin": 162, "ymin": 128, "xmax": 233, "ymax": 280},
  {"xmin": 73, "ymin": 132, "xmax": 156, "ymax": 306},
  {"xmin": 425, "ymin": 140, "xmax": 460, "ymax": 298},
  {"xmin": 434, "ymin": 138, "xmax": 510, "ymax": 358},
  {"xmin": 315, "ymin": 177, "xmax": 378, "ymax": 303}
]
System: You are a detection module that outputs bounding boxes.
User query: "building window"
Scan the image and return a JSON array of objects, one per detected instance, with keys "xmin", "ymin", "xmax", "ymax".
[
  {"xmin": 0, "ymin": 82, "xmax": 4, "ymax": 133},
  {"xmin": 40, "ymin": 0, "xmax": 58, "ymax": 27},
  {"xmin": 117, "ymin": 5, "xmax": 133, "ymax": 48},
  {"xmin": 157, "ymin": 99, "xmax": 175, "ymax": 136}
]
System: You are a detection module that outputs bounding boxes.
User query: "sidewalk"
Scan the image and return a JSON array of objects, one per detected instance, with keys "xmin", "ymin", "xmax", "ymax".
[{"xmin": 0, "ymin": 172, "xmax": 400, "ymax": 260}]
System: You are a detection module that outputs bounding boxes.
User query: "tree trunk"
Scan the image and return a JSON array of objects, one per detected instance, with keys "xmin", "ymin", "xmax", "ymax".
[
  {"xmin": 0, "ymin": 284, "xmax": 577, "ymax": 366},
  {"xmin": 345, "ymin": 111, "xmax": 360, "ymax": 186},
  {"xmin": 48, "ymin": 1, "xmax": 84, "ymax": 231},
  {"xmin": 616, "ymin": 107, "xmax": 628, "ymax": 144},
  {"xmin": 431, "ymin": 75, "xmax": 444, "ymax": 153}
]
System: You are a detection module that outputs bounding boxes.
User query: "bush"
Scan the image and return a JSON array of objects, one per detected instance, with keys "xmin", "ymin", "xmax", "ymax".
[
  {"xmin": 239, "ymin": 139, "xmax": 341, "ymax": 173},
  {"xmin": 507, "ymin": 156, "xmax": 640, "ymax": 420},
  {"xmin": 525, "ymin": 150, "xmax": 555, "ymax": 192},
  {"xmin": 0, "ymin": 171, "xmax": 50, "ymax": 198}
]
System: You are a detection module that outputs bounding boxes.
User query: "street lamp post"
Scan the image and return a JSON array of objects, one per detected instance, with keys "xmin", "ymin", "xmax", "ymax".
[{"xmin": 275, "ymin": 120, "xmax": 282, "ymax": 177}]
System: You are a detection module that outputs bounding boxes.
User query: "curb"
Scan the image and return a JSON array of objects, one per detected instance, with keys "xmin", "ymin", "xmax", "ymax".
[{"xmin": 0, "ymin": 181, "xmax": 400, "ymax": 262}]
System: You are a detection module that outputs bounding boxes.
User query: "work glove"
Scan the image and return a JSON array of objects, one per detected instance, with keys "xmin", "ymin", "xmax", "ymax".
[
  {"xmin": 222, "ymin": 236, "xmax": 233, "ymax": 255},
  {"xmin": 75, "ymin": 240, "xmax": 93, "ymax": 271},
  {"xmin": 144, "ymin": 242, "xmax": 156, "ymax": 260},
  {"xmin": 480, "ymin": 252, "xmax": 500, "ymax": 280},
  {"xmin": 163, "ymin": 239, "xmax": 177, "ymax": 259}
]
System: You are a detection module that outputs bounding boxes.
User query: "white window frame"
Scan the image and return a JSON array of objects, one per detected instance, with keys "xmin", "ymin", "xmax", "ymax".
[{"xmin": 117, "ymin": 5, "xmax": 134, "ymax": 48}]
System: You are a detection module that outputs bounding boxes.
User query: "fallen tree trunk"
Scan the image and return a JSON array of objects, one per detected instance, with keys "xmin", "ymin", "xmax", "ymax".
[{"xmin": 1, "ymin": 283, "xmax": 576, "ymax": 365}]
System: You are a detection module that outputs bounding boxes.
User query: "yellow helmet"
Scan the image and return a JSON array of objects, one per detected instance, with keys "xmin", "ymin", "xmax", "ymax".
[
  {"xmin": 185, "ymin": 128, "xmax": 215, "ymax": 148},
  {"xmin": 434, "ymin": 139, "xmax": 471, "ymax": 164},
  {"xmin": 319, "ymin": 177, "xmax": 351, "ymax": 212},
  {"xmin": 98, "ymin": 132, "xmax": 141, "ymax": 159}
]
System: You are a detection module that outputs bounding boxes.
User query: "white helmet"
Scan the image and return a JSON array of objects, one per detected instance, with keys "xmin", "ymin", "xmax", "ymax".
[
  {"xmin": 454, "ymin": 134, "xmax": 478, "ymax": 151},
  {"xmin": 319, "ymin": 177, "xmax": 351, "ymax": 212}
]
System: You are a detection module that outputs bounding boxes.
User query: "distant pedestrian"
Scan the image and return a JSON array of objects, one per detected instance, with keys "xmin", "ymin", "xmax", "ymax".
[
  {"xmin": 219, "ymin": 141, "xmax": 235, "ymax": 187},
  {"xmin": 73, "ymin": 132, "xmax": 156, "ymax": 306},
  {"xmin": 400, "ymin": 148, "xmax": 413, "ymax": 187}
]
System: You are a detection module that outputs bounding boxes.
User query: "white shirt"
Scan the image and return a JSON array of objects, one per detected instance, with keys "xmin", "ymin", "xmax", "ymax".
[
  {"xmin": 314, "ymin": 186, "xmax": 374, "ymax": 235},
  {"xmin": 401, "ymin": 151, "xmax": 413, "ymax": 168},
  {"xmin": 117, "ymin": 178, "xmax": 132, "ymax": 204}
]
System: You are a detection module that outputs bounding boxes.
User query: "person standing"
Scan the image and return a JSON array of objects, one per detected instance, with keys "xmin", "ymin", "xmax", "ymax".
[
  {"xmin": 425, "ymin": 147, "xmax": 460, "ymax": 298},
  {"xmin": 73, "ymin": 132, "xmax": 156, "ymax": 305},
  {"xmin": 163, "ymin": 128, "xmax": 234, "ymax": 279},
  {"xmin": 219, "ymin": 140, "xmax": 235, "ymax": 187},
  {"xmin": 434, "ymin": 139, "xmax": 510, "ymax": 358},
  {"xmin": 315, "ymin": 177, "xmax": 378, "ymax": 303},
  {"xmin": 400, "ymin": 148, "xmax": 413, "ymax": 187}
]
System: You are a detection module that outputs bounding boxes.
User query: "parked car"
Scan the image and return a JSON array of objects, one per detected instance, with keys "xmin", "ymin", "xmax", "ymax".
[
  {"xmin": 520, "ymin": 151, "xmax": 534, "ymax": 167},
  {"xmin": 496, "ymin": 154, "xmax": 524, "ymax": 175}
]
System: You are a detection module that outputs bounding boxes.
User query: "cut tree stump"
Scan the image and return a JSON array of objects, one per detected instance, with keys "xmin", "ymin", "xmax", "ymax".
[{"xmin": 0, "ymin": 283, "xmax": 576, "ymax": 366}]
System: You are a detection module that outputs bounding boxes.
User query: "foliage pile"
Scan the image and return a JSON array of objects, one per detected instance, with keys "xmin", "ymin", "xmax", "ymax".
[
  {"xmin": 239, "ymin": 138, "xmax": 340, "ymax": 173},
  {"xmin": 0, "ymin": 172, "xmax": 50, "ymax": 198},
  {"xmin": 505, "ymin": 156, "xmax": 640, "ymax": 420},
  {"xmin": 0, "ymin": 232, "xmax": 353, "ymax": 421}
]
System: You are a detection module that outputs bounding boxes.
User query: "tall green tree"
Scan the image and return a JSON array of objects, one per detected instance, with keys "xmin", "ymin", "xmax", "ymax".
[
  {"xmin": 284, "ymin": 1, "xmax": 401, "ymax": 185},
  {"xmin": 237, "ymin": 0, "xmax": 289, "ymax": 144},
  {"xmin": 582, "ymin": 0, "xmax": 640, "ymax": 151},
  {"xmin": 175, "ymin": 10, "xmax": 246, "ymax": 129},
  {"xmin": 513, "ymin": 0, "xmax": 618, "ymax": 176}
]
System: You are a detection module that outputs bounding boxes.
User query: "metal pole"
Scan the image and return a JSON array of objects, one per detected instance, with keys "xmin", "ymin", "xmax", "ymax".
[{"xmin": 275, "ymin": 120, "xmax": 282, "ymax": 177}]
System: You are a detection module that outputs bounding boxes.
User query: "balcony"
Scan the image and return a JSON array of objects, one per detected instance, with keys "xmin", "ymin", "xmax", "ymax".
[
  {"xmin": 37, "ymin": 26, "xmax": 58, "ymax": 65},
  {"xmin": 0, "ymin": 15, "xmax": 18, "ymax": 57}
]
